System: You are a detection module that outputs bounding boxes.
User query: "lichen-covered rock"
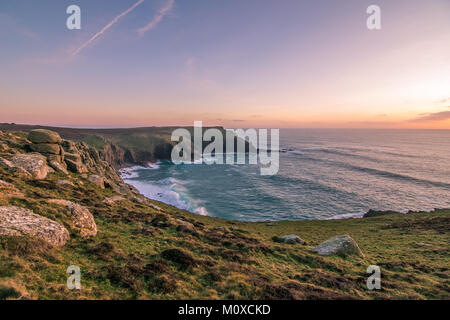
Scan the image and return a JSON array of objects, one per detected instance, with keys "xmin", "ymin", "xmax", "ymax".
[
  {"xmin": 10, "ymin": 167, "xmax": 32, "ymax": 179},
  {"xmin": 28, "ymin": 129, "xmax": 62, "ymax": 144},
  {"xmin": 30, "ymin": 143, "xmax": 61, "ymax": 155},
  {"xmin": 0, "ymin": 157, "xmax": 14, "ymax": 168},
  {"xmin": 49, "ymin": 160, "xmax": 69, "ymax": 175},
  {"xmin": 88, "ymin": 175, "xmax": 104, "ymax": 189},
  {"xmin": 65, "ymin": 158, "xmax": 87, "ymax": 173},
  {"xmin": 47, "ymin": 153, "xmax": 64, "ymax": 163},
  {"xmin": 10, "ymin": 153, "xmax": 48, "ymax": 180},
  {"xmin": 61, "ymin": 140, "xmax": 78, "ymax": 153},
  {"xmin": 64, "ymin": 152, "xmax": 82, "ymax": 162},
  {"xmin": 313, "ymin": 235, "xmax": 362, "ymax": 257},
  {"xmin": 57, "ymin": 180, "xmax": 75, "ymax": 187},
  {"xmin": 279, "ymin": 234, "xmax": 306, "ymax": 244},
  {"xmin": 176, "ymin": 220, "xmax": 195, "ymax": 234},
  {"xmin": 0, "ymin": 206, "xmax": 70, "ymax": 247},
  {"xmin": 112, "ymin": 183, "xmax": 133, "ymax": 196},
  {"xmin": 47, "ymin": 199, "xmax": 97, "ymax": 237}
]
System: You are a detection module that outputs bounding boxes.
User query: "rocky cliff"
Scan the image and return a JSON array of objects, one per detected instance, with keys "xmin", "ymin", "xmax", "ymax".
[{"xmin": 0, "ymin": 124, "xmax": 251, "ymax": 168}]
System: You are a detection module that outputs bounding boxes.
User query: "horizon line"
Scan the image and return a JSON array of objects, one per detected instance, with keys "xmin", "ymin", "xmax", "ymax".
[{"xmin": 1, "ymin": 123, "xmax": 450, "ymax": 131}]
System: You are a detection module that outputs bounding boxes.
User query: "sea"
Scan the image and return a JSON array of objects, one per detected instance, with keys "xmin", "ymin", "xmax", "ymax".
[{"xmin": 119, "ymin": 129, "xmax": 450, "ymax": 221}]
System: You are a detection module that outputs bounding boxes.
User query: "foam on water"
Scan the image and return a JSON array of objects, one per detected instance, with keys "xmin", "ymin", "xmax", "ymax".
[
  {"xmin": 120, "ymin": 166, "xmax": 209, "ymax": 216},
  {"xmin": 118, "ymin": 130, "xmax": 450, "ymax": 222}
]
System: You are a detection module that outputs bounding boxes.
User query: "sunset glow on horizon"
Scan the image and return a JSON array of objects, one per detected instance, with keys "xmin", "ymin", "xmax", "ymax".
[{"xmin": 1, "ymin": 0, "xmax": 449, "ymax": 129}]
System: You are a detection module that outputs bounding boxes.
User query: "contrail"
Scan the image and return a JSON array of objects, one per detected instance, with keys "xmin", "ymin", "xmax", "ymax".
[
  {"xmin": 72, "ymin": 0, "xmax": 145, "ymax": 57},
  {"xmin": 137, "ymin": 0, "xmax": 174, "ymax": 36}
]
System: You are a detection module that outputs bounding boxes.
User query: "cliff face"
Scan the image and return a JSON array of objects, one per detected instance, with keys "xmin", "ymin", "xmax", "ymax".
[
  {"xmin": 0, "ymin": 124, "xmax": 249, "ymax": 168},
  {"xmin": 99, "ymin": 141, "xmax": 173, "ymax": 168}
]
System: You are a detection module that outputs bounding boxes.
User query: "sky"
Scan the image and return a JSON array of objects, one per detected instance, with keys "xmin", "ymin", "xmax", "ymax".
[{"xmin": 0, "ymin": 0, "xmax": 449, "ymax": 129}]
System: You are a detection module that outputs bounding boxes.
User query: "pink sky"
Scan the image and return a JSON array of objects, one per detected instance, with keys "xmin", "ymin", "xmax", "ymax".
[{"xmin": 0, "ymin": 0, "xmax": 449, "ymax": 129}]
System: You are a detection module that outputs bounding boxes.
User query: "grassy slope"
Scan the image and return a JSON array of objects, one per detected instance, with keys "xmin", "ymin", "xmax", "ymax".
[{"xmin": 0, "ymin": 131, "xmax": 449, "ymax": 300}]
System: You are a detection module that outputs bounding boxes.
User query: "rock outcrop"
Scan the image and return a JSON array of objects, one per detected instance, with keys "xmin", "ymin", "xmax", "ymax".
[
  {"xmin": 57, "ymin": 180, "xmax": 75, "ymax": 187},
  {"xmin": 279, "ymin": 234, "xmax": 306, "ymax": 244},
  {"xmin": 0, "ymin": 142, "xmax": 10, "ymax": 153},
  {"xmin": 47, "ymin": 199, "xmax": 97, "ymax": 237},
  {"xmin": 312, "ymin": 235, "xmax": 362, "ymax": 257},
  {"xmin": 88, "ymin": 175, "xmax": 104, "ymax": 189},
  {"xmin": 0, "ymin": 157, "xmax": 14, "ymax": 169},
  {"xmin": 28, "ymin": 129, "xmax": 68, "ymax": 174},
  {"xmin": 28, "ymin": 129, "xmax": 62, "ymax": 144},
  {"xmin": 9, "ymin": 153, "xmax": 48, "ymax": 180},
  {"xmin": 364, "ymin": 209, "xmax": 400, "ymax": 218},
  {"xmin": 28, "ymin": 129, "xmax": 67, "ymax": 174},
  {"xmin": 0, "ymin": 206, "xmax": 70, "ymax": 246}
]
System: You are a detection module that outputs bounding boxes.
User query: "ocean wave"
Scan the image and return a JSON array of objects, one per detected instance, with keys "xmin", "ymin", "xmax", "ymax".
[
  {"xmin": 290, "ymin": 146, "xmax": 420, "ymax": 161},
  {"xmin": 324, "ymin": 212, "xmax": 365, "ymax": 220},
  {"xmin": 292, "ymin": 154, "xmax": 450, "ymax": 189},
  {"xmin": 343, "ymin": 163, "xmax": 450, "ymax": 189},
  {"xmin": 122, "ymin": 167, "xmax": 210, "ymax": 216},
  {"xmin": 118, "ymin": 162, "xmax": 161, "ymax": 178}
]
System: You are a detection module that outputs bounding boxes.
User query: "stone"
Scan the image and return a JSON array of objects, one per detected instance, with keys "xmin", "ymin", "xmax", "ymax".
[
  {"xmin": 30, "ymin": 143, "xmax": 61, "ymax": 155},
  {"xmin": 312, "ymin": 235, "xmax": 362, "ymax": 257},
  {"xmin": 49, "ymin": 160, "xmax": 69, "ymax": 175},
  {"xmin": 47, "ymin": 199, "xmax": 97, "ymax": 237},
  {"xmin": 47, "ymin": 154, "xmax": 63, "ymax": 163},
  {"xmin": 10, "ymin": 167, "xmax": 32, "ymax": 179},
  {"xmin": 61, "ymin": 140, "xmax": 78, "ymax": 153},
  {"xmin": 364, "ymin": 209, "xmax": 400, "ymax": 218},
  {"xmin": 0, "ymin": 157, "xmax": 14, "ymax": 168},
  {"xmin": 65, "ymin": 158, "xmax": 87, "ymax": 173},
  {"xmin": 0, "ymin": 143, "xmax": 9, "ymax": 152},
  {"xmin": 176, "ymin": 220, "xmax": 195, "ymax": 233},
  {"xmin": 57, "ymin": 180, "xmax": 75, "ymax": 187},
  {"xmin": 0, "ymin": 206, "xmax": 70, "ymax": 246},
  {"xmin": 88, "ymin": 175, "xmax": 104, "ymax": 189},
  {"xmin": 27, "ymin": 129, "xmax": 62, "ymax": 144},
  {"xmin": 112, "ymin": 184, "xmax": 133, "ymax": 196},
  {"xmin": 64, "ymin": 152, "xmax": 82, "ymax": 162},
  {"xmin": 10, "ymin": 153, "xmax": 48, "ymax": 180},
  {"xmin": 103, "ymin": 196, "xmax": 125, "ymax": 205},
  {"xmin": 279, "ymin": 234, "xmax": 306, "ymax": 244}
]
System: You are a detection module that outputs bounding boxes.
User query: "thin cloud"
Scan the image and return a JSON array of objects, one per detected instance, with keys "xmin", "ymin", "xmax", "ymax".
[
  {"xmin": 137, "ymin": 0, "xmax": 174, "ymax": 36},
  {"xmin": 436, "ymin": 98, "xmax": 449, "ymax": 104},
  {"xmin": 72, "ymin": 0, "xmax": 145, "ymax": 57},
  {"xmin": 409, "ymin": 110, "xmax": 450, "ymax": 122}
]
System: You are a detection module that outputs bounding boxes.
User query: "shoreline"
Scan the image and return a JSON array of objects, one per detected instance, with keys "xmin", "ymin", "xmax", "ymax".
[{"xmin": 116, "ymin": 163, "xmax": 447, "ymax": 223}]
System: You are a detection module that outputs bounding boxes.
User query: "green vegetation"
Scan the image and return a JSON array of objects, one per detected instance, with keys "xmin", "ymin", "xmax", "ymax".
[{"xmin": 0, "ymin": 129, "xmax": 448, "ymax": 300}]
